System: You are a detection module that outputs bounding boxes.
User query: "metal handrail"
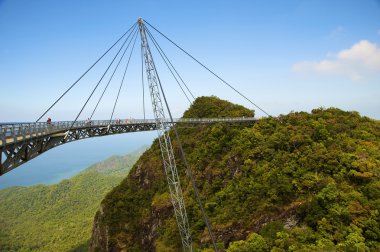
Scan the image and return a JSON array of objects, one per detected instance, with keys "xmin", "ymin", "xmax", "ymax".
[{"xmin": 0, "ymin": 117, "xmax": 256, "ymax": 147}]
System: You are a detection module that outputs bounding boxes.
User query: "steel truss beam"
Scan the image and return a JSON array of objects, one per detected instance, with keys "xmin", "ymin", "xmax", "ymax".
[
  {"xmin": 138, "ymin": 18, "xmax": 192, "ymax": 251},
  {"xmin": 0, "ymin": 118, "xmax": 255, "ymax": 176},
  {"xmin": 0, "ymin": 123, "xmax": 157, "ymax": 175}
]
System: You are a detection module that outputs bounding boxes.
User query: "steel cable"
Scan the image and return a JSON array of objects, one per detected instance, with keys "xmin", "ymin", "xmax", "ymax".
[
  {"xmin": 90, "ymin": 28, "xmax": 139, "ymax": 119},
  {"xmin": 145, "ymin": 29, "xmax": 192, "ymax": 105},
  {"xmin": 141, "ymin": 41, "xmax": 146, "ymax": 120},
  {"xmin": 109, "ymin": 30, "xmax": 139, "ymax": 122},
  {"xmin": 69, "ymin": 25, "xmax": 137, "ymax": 130},
  {"xmin": 145, "ymin": 26, "xmax": 195, "ymax": 102},
  {"xmin": 36, "ymin": 22, "xmax": 137, "ymax": 122},
  {"xmin": 143, "ymin": 25, "xmax": 219, "ymax": 249},
  {"xmin": 155, "ymin": 70, "xmax": 219, "ymax": 252},
  {"xmin": 144, "ymin": 20, "xmax": 271, "ymax": 117}
]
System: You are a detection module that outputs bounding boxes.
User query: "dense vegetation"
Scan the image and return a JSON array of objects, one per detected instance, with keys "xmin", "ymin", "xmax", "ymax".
[
  {"xmin": 0, "ymin": 149, "xmax": 144, "ymax": 252},
  {"xmin": 91, "ymin": 96, "xmax": 380, "ymax": 251},
  {"xmin": 182, "ymin": 96, "xmax": 254, "ymax": 118}
]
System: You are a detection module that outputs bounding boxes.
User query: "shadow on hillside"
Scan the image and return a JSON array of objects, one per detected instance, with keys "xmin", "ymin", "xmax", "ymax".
[{"xmin": 70, "ymin": 240, "xmax": 90, "ymax": 252}]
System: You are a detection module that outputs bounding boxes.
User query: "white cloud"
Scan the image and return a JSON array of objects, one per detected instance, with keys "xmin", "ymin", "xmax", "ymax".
[{"xmin": 292, "ymin": 40, "xmax": 380, "ymax": 80}]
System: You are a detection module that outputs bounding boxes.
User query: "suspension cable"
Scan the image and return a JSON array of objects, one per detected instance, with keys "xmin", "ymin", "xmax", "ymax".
[
  {"xmin": 160, "ymin": 77, "xmax": 219, "ymax": 252},
  {"xmin": 110, "ymin": 30, "xmax": 139, "ymax": 122},
  {"xmin": 90, "ymin": 28, "xmax": 138, "ymax": 119},
  {"xmin": 146, "ymin": 29, "xmax": 192, "ymax": 105},
  {"xmin": 36, "ymin": 22, "xmax": 137, "ymax": 122},
  {"xmin": 145, "ymin": 26, "xmax": 195, "ymax": 102},
  {"xmin": 149, "ymin": 49, "xmax": 219, "ymax": 251},
  {"xmin": 144, "ymin": 19, "xmax": 271, "ymax": 117},
  {"xmin": 141, "ymin": 41, "xmax": 146, "ymax": 120},
  {"xmin": 69, "ymin": 25, "xmax": 137, "ymax": 130}
]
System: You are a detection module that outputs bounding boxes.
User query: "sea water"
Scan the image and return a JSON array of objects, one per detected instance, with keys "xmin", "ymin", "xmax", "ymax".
[{"xmin": 0, "ymin": 131, "xmax": 157, "ymax": 189}]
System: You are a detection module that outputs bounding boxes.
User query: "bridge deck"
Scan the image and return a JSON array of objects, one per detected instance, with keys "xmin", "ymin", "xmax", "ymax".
[
  {"xmin": 0, "ymin": 117, "xmax": 256, "ymax": 175},
  {"xmin": 0, "ymin": 117, "xmax": 255, "ymax": 147}
]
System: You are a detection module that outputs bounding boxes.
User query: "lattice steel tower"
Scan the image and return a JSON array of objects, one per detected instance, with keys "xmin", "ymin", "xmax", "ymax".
[{"xmin": 138, "ymin": 18, "xmax": 192, "ymax": 251}]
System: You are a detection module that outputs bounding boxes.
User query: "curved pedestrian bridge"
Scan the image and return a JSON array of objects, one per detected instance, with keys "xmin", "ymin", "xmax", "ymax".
[{"xmin": 0, "ymin": 117, "xmax": 256, "ymax": 175}]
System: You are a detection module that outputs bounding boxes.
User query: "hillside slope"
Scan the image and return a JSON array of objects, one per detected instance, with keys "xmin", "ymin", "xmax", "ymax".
[
  {"xmin": 0, "ymin": 148, "xmax": 145, "ymax": 252},
  {"xmin": 90, "ymin": 96, "xmax": 380, "ymax": 251}
]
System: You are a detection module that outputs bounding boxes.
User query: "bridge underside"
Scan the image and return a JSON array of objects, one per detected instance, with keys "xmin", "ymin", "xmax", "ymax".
[
  {"xmin": 0, "ymin": 123, "xmax": 158, "ymax": 175},
  {"xmin": 0, "ymin": 117, "xmax": 256, "ymax": 176}
]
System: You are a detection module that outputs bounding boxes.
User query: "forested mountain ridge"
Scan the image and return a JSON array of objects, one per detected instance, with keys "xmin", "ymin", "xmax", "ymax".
[
  {"xmin": 90, "ymin": 96, "xmax": 380, "ymax": 252},
  {"xmin": 0, "ymin": 148, "xmax": 145, "ymax": 252}
]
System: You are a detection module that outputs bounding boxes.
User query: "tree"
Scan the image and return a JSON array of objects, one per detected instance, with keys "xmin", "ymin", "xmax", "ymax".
[{"xmin": 227, "ymin": 233, "xmax": 268, "ymax": 252}]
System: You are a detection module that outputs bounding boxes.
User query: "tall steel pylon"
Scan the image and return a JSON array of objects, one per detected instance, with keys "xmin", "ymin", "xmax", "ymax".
[{"xmin": 138, "ymin": 18, "xmax": 192, "ymax": 251}]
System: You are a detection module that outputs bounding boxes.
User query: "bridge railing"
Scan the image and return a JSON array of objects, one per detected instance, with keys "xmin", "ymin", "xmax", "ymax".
[
  {"xmin": 0, "ymin": 117, "xmax": 256, "ymax": 147},
  {"xmin": 176, "ymin": 117, "xmax": 255, "ymax": 123}
]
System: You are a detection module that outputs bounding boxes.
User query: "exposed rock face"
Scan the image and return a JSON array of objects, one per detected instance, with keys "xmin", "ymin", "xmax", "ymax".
[{"xmin": 90, "ymin": 206, "xmax": 109, "ymax": 251}]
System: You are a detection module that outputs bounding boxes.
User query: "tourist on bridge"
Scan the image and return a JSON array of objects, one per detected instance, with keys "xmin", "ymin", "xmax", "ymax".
[
  {"xmin": 86, "ymin": 118, "xmax": 92, "ymax": 126},
  {"xmin": 47, "ymin": 117, "xmax": 52, "ymax": 125}
]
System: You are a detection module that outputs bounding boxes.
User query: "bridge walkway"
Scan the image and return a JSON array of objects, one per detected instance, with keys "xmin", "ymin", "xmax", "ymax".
[{"xmin": 0, "ymin": 117, "xmax": 256, "ymax": 175}]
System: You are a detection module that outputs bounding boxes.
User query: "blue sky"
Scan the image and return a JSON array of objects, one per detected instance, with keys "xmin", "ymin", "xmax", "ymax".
[{"xmin": 1, "ymin": 0, "xmax": 380, "ymax": 121}]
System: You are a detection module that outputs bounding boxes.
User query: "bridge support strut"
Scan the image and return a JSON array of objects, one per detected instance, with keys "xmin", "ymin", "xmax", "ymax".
[{"xmin": 138, "ymin": 18, "xmax": 192, "ymax": 252}]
